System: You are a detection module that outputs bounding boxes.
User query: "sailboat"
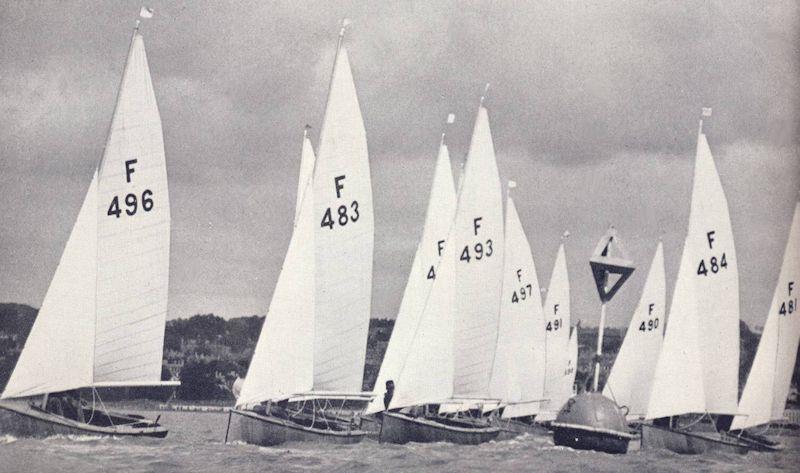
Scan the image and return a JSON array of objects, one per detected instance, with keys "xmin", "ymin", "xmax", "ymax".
[
  {"xmin": 603, "ymin": 242, "xmax": 665, "ymax": 421},
  {"xmin": 488, "ymin": 182, "xmax": 547, "ymax": 436},
  {"xmin": 378, "ymin": 97, "xmax": 503, "ymax": 445},
  {"xmin": 728, "ymin": 201, "xmax": 800, "ymax": 451},
  {"xmin": 231, "ymin": 23, "xmax": 375, "ymax": 446},
  {"xmin": 641, "ymin": 111, "xmax": 755, "ymax": 454},
  {"xmin": 365, "ymin": 115, "xmax": 457, "ymax": 418},
  {"xmin": 0, "ymin": 19, "xmax": 176, "ymax": 438},
  {"xmin": 537, "ymin": 239, "xmax": 573, "ymax": 423}
]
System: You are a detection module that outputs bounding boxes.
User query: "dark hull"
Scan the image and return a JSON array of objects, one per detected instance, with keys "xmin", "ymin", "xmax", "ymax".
[
  {"xmin": 495, "ymin": 418, "xmax": 551, "ymax": 440},
  {"xmin": 233, "ymin": 409, "xmax": 367, "ymax": 446},
  {"xmin": 379, "ymin": 411, "xmax": 500, "ymax": 445},
  {"xmin": 641, "ymin": 423, "xmax": 753, "ymax": 454},
  {"xmin": 0, "ymin": 401, "xmax": 167, "ymax": 438},
  {"xmin": 552, "ymin": 423, "xmax": 634, "ymax": 454}
]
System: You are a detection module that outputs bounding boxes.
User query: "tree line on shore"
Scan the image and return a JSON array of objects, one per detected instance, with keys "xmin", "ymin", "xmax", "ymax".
[{"xmin": 0, "ymin": 303, "xmax": 796, "ymax": 403}]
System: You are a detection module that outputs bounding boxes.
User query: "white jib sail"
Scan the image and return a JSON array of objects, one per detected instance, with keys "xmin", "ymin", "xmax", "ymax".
[
  {"xmin": 451, "ymin": 106, "xmax": 504, "ymax": 399},
  {"xmin": 312, "ymin": 45, "xmax": 374, "ymax": 393},
  {"xmin": 237, "ymin": 134, "xmax": 317, "ymax": 407},
  {"xmin": 2, "ymin": 173, "xmax": 99, "ymax": 399},
  {"xmin": 539, "ymin": 242, "xmax": 571, "ymax": 420},
  {"xmin": 366, "ymin": 140, "xmax": 456, "ymax": 414},
  {"xmin": 492, "ymin": 192, "xmax": 546, "ymax": 418},
  {"xmin": 647, "ymin": 128, "xmax": 740, "ymax": 419},
  {"xmin": 94, "ymin": 32, "xmax": 170, "ymax": 385},
  {"xmin": 603, "ymin": 241, "xmax": 665, "ymax": 419},
  {"xmin": 732, "ymin": 202, "xmax": 800, "ymax": 430}
]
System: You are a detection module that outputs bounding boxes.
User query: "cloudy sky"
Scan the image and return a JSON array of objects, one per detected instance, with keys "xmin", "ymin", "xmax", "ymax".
[{"xmin": 1, "ymin": 1, "xmax": 797, "ymax": 328}]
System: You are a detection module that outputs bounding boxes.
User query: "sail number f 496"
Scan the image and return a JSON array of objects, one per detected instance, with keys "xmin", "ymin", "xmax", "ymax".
[{"xmin": 106, "ymin": 159, "xmax": 154, "ymax": 218}]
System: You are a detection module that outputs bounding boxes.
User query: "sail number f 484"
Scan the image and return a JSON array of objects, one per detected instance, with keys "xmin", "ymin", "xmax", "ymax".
[{"xmin": 696, "ymin": 231, "xmax": 728, "ymax": 277}]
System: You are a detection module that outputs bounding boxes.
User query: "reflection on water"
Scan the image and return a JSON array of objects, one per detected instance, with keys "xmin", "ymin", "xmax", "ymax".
[{"xmin": 1, "ymin": 411, "xmax": 798, "ymax": 472}]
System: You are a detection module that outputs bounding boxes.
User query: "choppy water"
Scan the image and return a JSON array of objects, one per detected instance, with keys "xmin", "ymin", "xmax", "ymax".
[{"xmin": 1, "ymin": 411, "xmax": 798, "ymax": 472}]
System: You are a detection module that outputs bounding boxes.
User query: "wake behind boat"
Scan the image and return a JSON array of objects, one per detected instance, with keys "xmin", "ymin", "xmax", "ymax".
[
  {"xmin": 0, "ymin": 14, "xmax": 176, "ymax": 439},
  {"xmin": 231, "ymin": 22, "xmax": 375, "ymax": 446}
]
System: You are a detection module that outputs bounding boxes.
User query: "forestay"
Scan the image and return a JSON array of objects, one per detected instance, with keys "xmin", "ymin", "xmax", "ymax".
[
  {"xmin": 366, "ymin": 139, "xmax": 456, "ymax": 414},
  {"xmin": 647, "ymin": 128, "xmax": 740, "ymax": 420},
  {"xmin": 491, "ymin": 191, "xmax": 546, "ymax": 419},
  {"xmin": 312, "ymin": 45, "xmax": 374, "ymax": 393},
  {"xmin": 237, "ymin": 133, "xmax": 316, "ymax": 407},
  {"xmin": 2, "ymin": 31, "xmax": 170, "ymax": 399},
  {"xmin": 451, "ymin": 106, "xmax": 504, "ymax": 399},
  {"xmin": 603, "ymin": 242, "xmax": 665, "ymax": 419},
  {"xmin": 732, "ymin": 202, "xmax": 800, "ymax": 430},
  {"xmin": 539, "ymin": 242, "xmax": 571, "ymax": 420}
]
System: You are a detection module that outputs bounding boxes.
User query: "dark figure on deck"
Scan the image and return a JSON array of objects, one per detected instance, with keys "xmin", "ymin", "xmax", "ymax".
[
  {"xmin": 47, "ymin": 390, "xmax": 85, "ymax": 422},
  {"xmin": 383, "ymin": 380, "xmax": 395, "ymax": 410}
]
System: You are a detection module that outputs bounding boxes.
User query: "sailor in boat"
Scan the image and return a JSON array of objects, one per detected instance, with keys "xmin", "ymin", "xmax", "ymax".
[
  {"xmin": 45, "ymin": 390, "xmax": 85, "ymax": 423},
  {"xmin": 383, "ymin": 381, "xmax": 395, "ymax": 410}
]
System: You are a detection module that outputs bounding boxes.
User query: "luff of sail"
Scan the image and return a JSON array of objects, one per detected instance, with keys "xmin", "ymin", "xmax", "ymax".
[
  {"xmin": 312, "ymin": 44, "xmax": 374, "ymax": 393},
  {"xmin": 237, "ymin": 132, "xmax": 316, "ymax": 407},
  {"xmin": 295, "ymin": 128, "xmax": 316, "ymax": 223},
  {"xmin": 2, "ymin": 31, "xmax": 170, "ymax": 399},
  {"xmin": 491, "ymin": 190, "xmax": 546, "ymax": 418},
  {"xmin": 366, "ymin": 137, "xmax": 456, "ymax": 414},
  {"xmin": 731, "ymin": 202, "xmax": 800, "ymax": 430},
  {"xmin": 603, "ymin": 242, "xmax": 665, "ymax": 419},
  {"xmin": 647, "ymin": 126, "xmax": 740, "ymax": 420},
  {"xmin": 539, "ymin": 242, "xmax": 571, "ymax": 420},
  {"xmin": 451, "ymin": 105, "xmax": 504, "ymax": 400}
]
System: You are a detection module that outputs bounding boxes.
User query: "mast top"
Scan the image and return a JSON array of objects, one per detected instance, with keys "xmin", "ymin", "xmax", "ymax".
[
  {"xmin": 479, "ymin": 83, "xmax": 491, "ymax": 107},
  {"xmin": 440, "ymin": 112, "xmax": 455, "ymax": 146}
]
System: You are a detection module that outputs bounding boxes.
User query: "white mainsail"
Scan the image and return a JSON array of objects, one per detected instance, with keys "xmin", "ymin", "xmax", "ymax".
[
  {"xmin": 2, "ymin": 30, "xmax": 170, "ymax": 399},
  {"xmin": 646, "ymin": 123, "xmax": 740, "ymax": 420},
  {"xmin": 603, "ymin": 242, "xmax": 665, "ymax": 418},
  {"xmin": 491, "ymin": 189, "xmax": 546, "ymax": 418},
  {"xmin": 731, "ymin": 202, "xmax": 800, "ymax": 430},
  {"xmin": 538, "ymin": 241, "xmax": 571, "ymax": 420},
  {"xmin": 366, "ymin": 136, "xmax": 456, "ymax": 414},
  {"xmin": 237, "ymin": 132, "xmax": 316, "ymax": 406},
  {"xmin": 451, "ymin": 105, "xmax": 504, "ymax": 400},
  {"xmin": 312, "ymin": 43, "xmax": 374, "ymax": 393}
]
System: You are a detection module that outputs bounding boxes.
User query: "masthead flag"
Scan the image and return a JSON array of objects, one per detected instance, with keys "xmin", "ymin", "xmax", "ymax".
[
  {"xmin": 702, "ymin": 107, "xmax": 713, "ymax": 117},
  {"xmin": 139, "ymin": 6, "xmax": 154, "ymax": 19}
]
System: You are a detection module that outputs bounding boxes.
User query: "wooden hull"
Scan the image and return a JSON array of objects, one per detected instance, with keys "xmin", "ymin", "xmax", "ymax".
[
  {"xmin": 0, "ymin": 401, "xmax": 167, "ymax": 438},
  {"xmin": 233, "ymin": 409, "xmax": 367, "ymax": 446},
  {"xmin": 552, "ymin": 423, "xmax": 634, "ymax": 454},
  {"xmin": 641, "ymin": 424, "xmax": 752, "ymax": 454},
  {"xmin": 379, "ymin": 411, "xmax": 500, "ymax": 445}
]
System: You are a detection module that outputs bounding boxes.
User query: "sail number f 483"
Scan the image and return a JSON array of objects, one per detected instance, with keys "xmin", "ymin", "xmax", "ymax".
[{"xmin": 320, "ymin": 175, "xmax": 360, "ymax": 230}]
